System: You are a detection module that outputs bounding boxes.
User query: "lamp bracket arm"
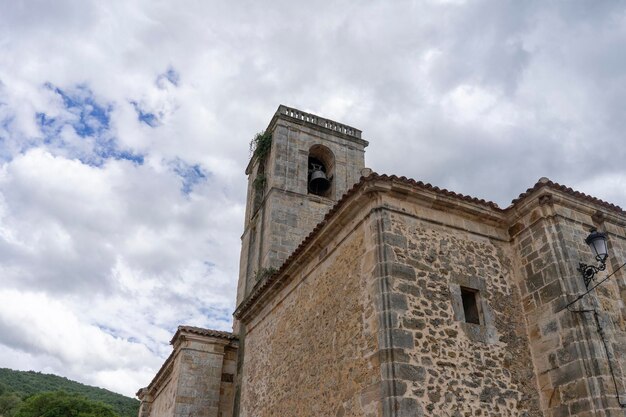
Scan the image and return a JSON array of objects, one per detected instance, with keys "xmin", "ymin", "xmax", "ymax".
[{"xmin": 578, "ymin": 261, "xmax": 607, "ymax": 289}]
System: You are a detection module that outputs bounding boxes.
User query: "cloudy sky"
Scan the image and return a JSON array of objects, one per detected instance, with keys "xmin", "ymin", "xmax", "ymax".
[{"xmin": 1, "ymin": 0, "xmax": 625, "ymax": 397}]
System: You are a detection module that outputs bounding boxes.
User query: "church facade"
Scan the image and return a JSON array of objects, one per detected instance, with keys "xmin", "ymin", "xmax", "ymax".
[{"xmin": 137, "ymin": 105, "xmax": 626, "ymax": 416}]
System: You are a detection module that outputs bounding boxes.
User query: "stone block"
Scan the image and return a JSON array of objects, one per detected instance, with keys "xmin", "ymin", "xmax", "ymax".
[
  {"xmin": 560, "ymin": 379, "xmax": 588, "ymax": 402},
  {"xmin": 390, "ymin": 263, "xmax": 416, "ymax": 281},
  {"xmin": 394, "ymin": 363, "xmax": 426, "ymax": 383},
  {"xmin": 552, "ymin": 361, "xmax": 584, "ymax": 386},
  {"xmin": 384, "ymin": 232, "xmax": 407, "ymax": 249},
  {"xmin": 389, "ymin": 329, "xmax": 414, "ymax": 349},
  {"xmin": 395, "ymin": 397, "xmax": 424, "ymax": 417},
  {"xmin": 527, "ymin": 272, "xmax": 544, "ymax": 292},
  {"xmin": 387, "ymin": 293, "xmax": 409, "ymax": 312},
  {"xmin": 539, "ymin": 280, "xmax": 562, "ymax": 304},
  {"xmin": 359, "ymin": 383, "xmax": 382, "ymax": 406}
]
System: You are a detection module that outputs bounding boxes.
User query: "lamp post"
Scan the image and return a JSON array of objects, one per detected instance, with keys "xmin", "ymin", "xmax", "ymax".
[{"xmin": 577, "ymin": 228, "xmax": 609, "ymax": 289}]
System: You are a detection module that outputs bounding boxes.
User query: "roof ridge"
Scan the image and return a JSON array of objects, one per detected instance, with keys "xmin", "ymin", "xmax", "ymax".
[
  {"xmin": 508, "ymin": 177, "xmax": 625, "ymax": 214},
  {"xmin": 173, "ymin": 325, "xmax": 237, "ymax": 343},
  {"xmin": 376, "ymin": 173, "xmax": 501, "ymax": 210}
]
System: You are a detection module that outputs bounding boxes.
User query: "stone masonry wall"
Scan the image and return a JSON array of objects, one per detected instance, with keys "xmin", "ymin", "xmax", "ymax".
[
  {"xmin": 603, "ymin": 217, "xmax": 626, "ymax": 407},
  {"xmin": 174, "ymin": 338, "xmax": 231, "ymax": 417},
  {"xmin": 139, "ymin": 335, "xmax": 237, "ymax": 417},
  {"xmin": 219, "ymin": 346, "xmax": 238, "ymax": 417},
  {"xmin": 240, "ymin": 222, "xmax": 381, "ymax": 417},
  {"xmin": 234, "ymin": 172, "xmax": 626, "ymax": 416},
  {"xmin": 512, "ymin": 196, "xmax": 626, "ymax": 416},
  {"xmin": 378, "ymin": 208, "xmax": 542, "ymax": 416},
  {"xmin": 148, "ymin": 364, "xmax": 178, "ymax": 417}
]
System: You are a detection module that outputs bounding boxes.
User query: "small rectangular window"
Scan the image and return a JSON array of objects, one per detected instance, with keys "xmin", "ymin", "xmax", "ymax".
[{"xmin": 461, "ymin": 287, "xmax": 481, "ymax": 325}]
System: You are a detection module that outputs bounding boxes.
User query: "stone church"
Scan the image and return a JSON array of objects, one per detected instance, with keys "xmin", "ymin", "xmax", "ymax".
[{"xmin": 137, "ymin": 105, "xmax": 626, "ymax": 416}]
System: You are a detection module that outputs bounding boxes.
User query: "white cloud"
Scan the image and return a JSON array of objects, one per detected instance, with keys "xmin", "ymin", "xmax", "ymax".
[
  {"xmin": 442, "ymin": 84, "xmax": 498, "ymax": 124},
  {"xmin": 0, "ymin": 289, "xmax": 160, "ymax": 393}
]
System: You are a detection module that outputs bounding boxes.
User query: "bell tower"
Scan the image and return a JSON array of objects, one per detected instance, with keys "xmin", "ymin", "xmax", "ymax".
[{"xmin": 236, "ymin": 105, "xmax": 368, "ymax": 305}]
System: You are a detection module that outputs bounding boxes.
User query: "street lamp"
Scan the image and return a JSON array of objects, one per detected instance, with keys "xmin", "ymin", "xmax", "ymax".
[{"xmin": 578, "ymin": 228, "xmax": 608, "ymax": 289}]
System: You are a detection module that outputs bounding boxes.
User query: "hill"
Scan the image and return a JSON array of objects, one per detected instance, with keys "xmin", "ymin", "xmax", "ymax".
[{"xmin": 0, "ymin": 368, "xmax": 139, "ymax": 417}]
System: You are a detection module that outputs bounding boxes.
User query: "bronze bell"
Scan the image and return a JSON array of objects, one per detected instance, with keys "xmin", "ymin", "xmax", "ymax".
[{"xmin": 309, "ymin": 166, "xmax": 331, "ymax": 194}]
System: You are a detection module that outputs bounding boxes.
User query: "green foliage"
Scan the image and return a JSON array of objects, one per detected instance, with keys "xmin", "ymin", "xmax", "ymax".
[
  {"xmin": 0, "ymin": 369, "xmax": 138, "ymax": 417},
  {"xmin": 249, "ymin": 131, "xmax": 272, "ymax": 162},
  {"xmin": 15, "ymin": 391, "xmax": 118, "ymax": 417},
  {"xmin": 254, "ymin": 267, "xmax": 277, "ymax": 281},
  {"xmin": 252, "ymin": 173, "xmax": 266, "ymax": 191},
  {"xmin": 0, "ymin": 384, "xmax": 22, "ymax": 417}
]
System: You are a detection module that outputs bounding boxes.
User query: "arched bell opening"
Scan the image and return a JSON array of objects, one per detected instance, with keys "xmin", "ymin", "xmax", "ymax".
[{"xmin": 308, "ymin": 145, "xmax": 335, "ymax": 198}]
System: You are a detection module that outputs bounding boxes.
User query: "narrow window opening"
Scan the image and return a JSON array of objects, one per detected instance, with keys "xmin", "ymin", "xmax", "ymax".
[
  {"xmin": 461, "ymin": 287, "xmax": 481, "ymax": 325},
  {"xmin": 252, "ymin": 162, "xmax": 265, "ymax": 213}
]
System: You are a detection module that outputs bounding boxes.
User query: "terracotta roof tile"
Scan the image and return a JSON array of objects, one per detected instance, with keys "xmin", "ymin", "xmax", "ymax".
[
  {"xmin": 171, "ymin": 325, "xmax": 237, "ymax": 344},
  {"xmin": 508, "ymin": 178, "xmax": 625, "ymax": 214}
]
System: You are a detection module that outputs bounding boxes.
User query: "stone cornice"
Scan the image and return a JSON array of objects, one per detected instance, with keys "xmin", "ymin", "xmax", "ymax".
[
  {"xmin": 271, "ymin": 105, "xmax": 366, "ymax": 142},
  {"xmin": 246, "ymin": 104, "xmax": 369, "ymax": 174}
]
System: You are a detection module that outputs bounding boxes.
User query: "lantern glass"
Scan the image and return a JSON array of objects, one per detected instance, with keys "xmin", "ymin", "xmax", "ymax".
[{"xmin": 585, "ymin": 229, "xmax": 608, "ymax": 263}]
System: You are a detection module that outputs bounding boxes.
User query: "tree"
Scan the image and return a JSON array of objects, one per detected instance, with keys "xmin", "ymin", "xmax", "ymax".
[
  {"xmin": 0, "ymin": 392, "xmax": 22, "ymax": 417},
  {"xmin": 15, "ymin": 392, "xmax": 118, "ymax": 417}
]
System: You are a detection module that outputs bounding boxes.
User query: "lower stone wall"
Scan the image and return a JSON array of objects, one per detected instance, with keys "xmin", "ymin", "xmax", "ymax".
[
  {"xmin": 515, "ymin": 204, "xmax": 626, "ymax": 415},
  {"xmin": 381, "ymin": 210, "xmax": 542, "ymax": 416},
  {"xmin": 240, "ymin": 223, "xmax": 381, "ymax": 417},
  {"xmin": 175, "ymin": 340, "xmax": 226, "ymax": 417},
  {"xmin": 604, "ymin": 221, "xmax": 626, "ymax": 407},
  {"xmin": 219, "ymin": 346, "xmax": 238, "ymax": 417},
  {"xmin": 148, "ymin": 367, "xmax": 178, "ymax": 417},
  {"xmin": 138, "ymin": 329, "xmax": 238, "ymax": 417}
]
